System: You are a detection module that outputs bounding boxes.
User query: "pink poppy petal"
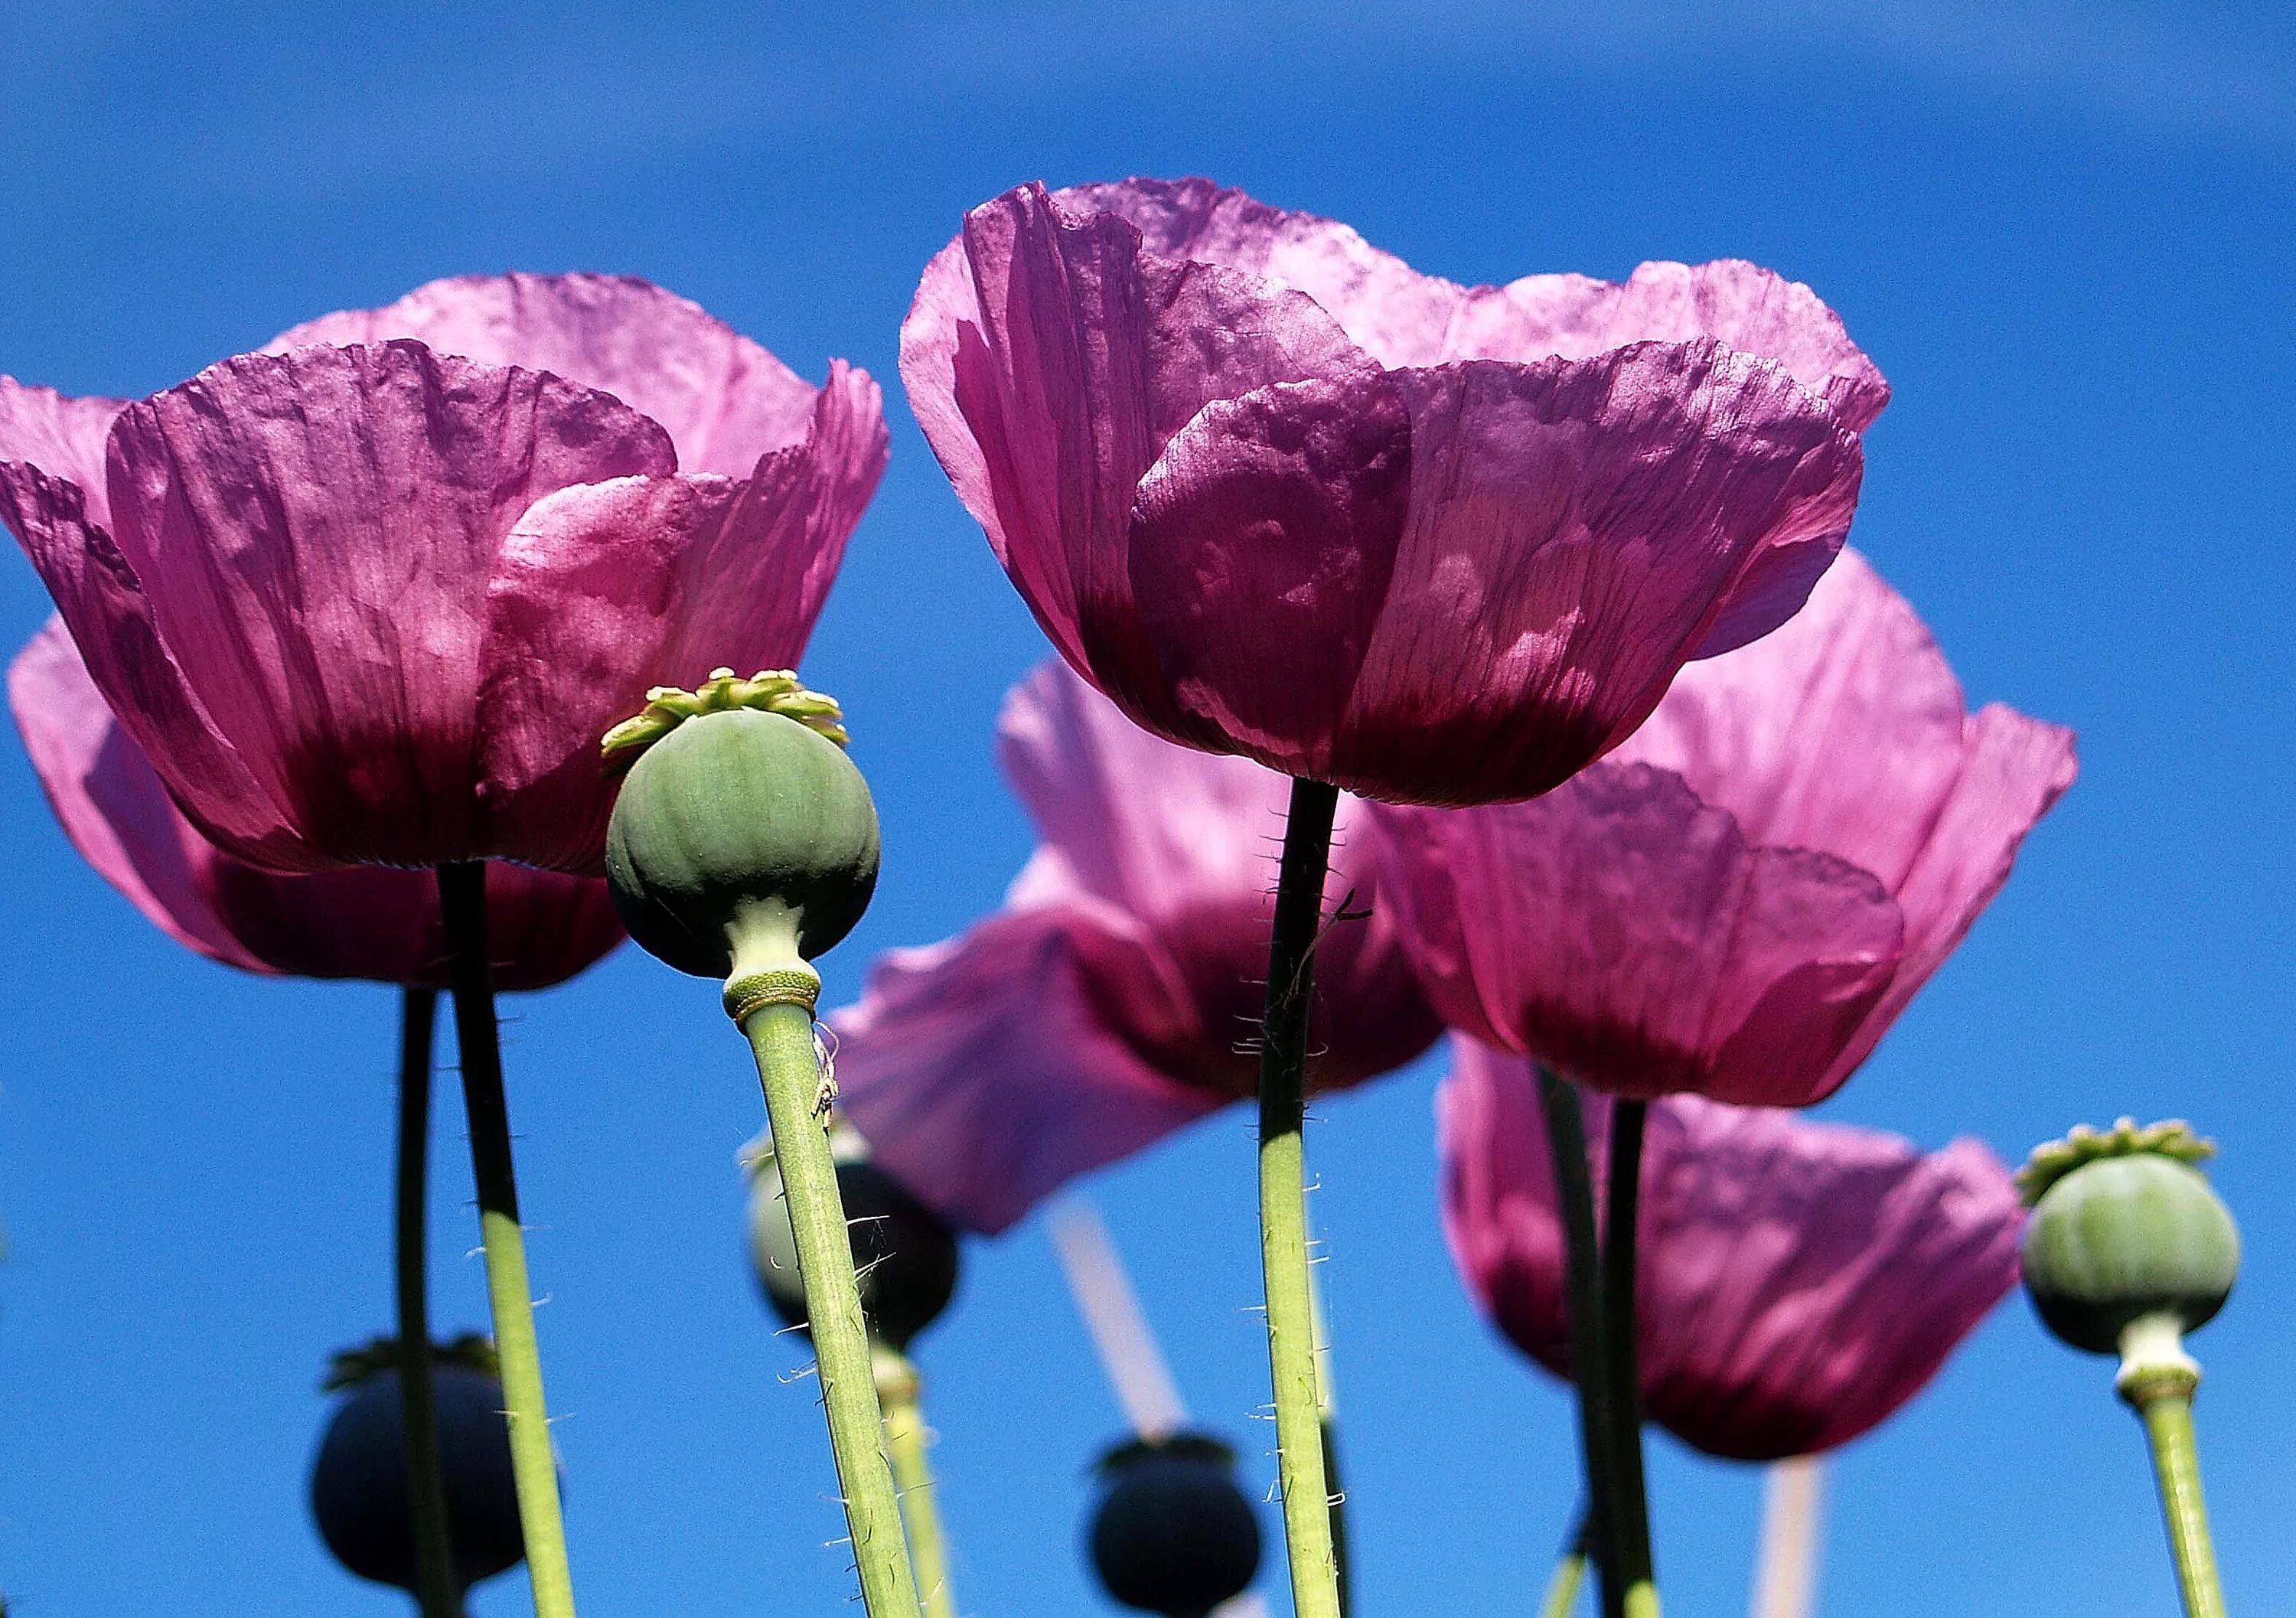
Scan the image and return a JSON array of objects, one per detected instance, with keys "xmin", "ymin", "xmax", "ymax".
[
  {"xmin": 1124, "ymin": 376, "xmax": 1411, "ymax": 782},
  {"xmin": 1371, "ymin": 764, "xmax": 1902, "ymax": 1103},
  {"xmin": 1821, "ymin": 702, "xmax": 2077, "ymax": 1087},
  {"xmin": 1438, "ymin": 1039, "xmax": 2020, "ymax": 1460},
  {"xmin": 8, "ymin": 618, "xmax": 263, "ymax": 968},
  {"xmin": 1128, "ymin": 345, "xmax": 1864, "ymax": 804},
  {"xmin": 480, "ymin": 363, "xmax": 887, "ymax": 873},
  {"xmin": 1058, "ymin": 184, "xmax": 1888, "ymax": 430},
  {"xmin": 0, "ymin": 377, "xmax": 127, "ymax": 524},
  {"xmin": 1454, "ymin": 260, "xmax": 1890, "ymax": 432},
  {"xmin": 995, "ymin": 657, "xmax": 1297, "ymax": 921},
  {"xmin": 100, "ymin": 341, "xmax": 677, "ymax": 869},
  {"xmin": 2, "ymin": 462, "xmax": 311, "ymax": 869},
  {"xmin": 1058, "ymin": 177, "xmax": 1466, "ymax": 370},
  {"xmin": 266, "ymin": 272, "xmax": 818, "ymax": 476},
  {"xmin": 11, "ymin": 618, "xmax": 621, "ymax": 986},
  {"xmin": 197, "ymin": 856, "xmax": 621, "ymax": 990},
  {"xmin": 1620, "ymin": 550, "xmax": 1969, "ymax": 893},
  {"xmin": 905, "ymin": 181, "xmax": 1372, "ymax": 736},
  {"xmin": 1342, "ymin": 350, "xmax": 1863, "ymax": 804},
  {"xmin": 833, "ymin": 905, "xmax": 1227, "ymax": 1235}
]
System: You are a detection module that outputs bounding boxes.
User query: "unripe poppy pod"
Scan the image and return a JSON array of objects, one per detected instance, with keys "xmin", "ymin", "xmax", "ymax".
[
  {"xmin": 1087, "ymin": 1433, "xmax": 1262, "ymax": 1618},
  {"xmin": 2018, "ymin": 1119, "xmax": 2239, "ymax": 1356},
  {"xmin": 603, "ymin": 672, "xmax": 879, "ymax": 980}
]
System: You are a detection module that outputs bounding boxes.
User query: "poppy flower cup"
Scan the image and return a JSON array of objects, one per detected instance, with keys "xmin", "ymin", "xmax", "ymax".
[
  {"xmin": 1440, "ymin": 1037, "xmax": 2024, "ymax": 1462},
  {"xmin": 0, "ymin": 271, "xmax": 886, "ymax": 876},
  {"xmin": 903, "ymin": 176, "xmax": 1887, "ymax": 806}
]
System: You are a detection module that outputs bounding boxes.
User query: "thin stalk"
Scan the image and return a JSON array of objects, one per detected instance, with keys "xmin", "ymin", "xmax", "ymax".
[
  {"xmin": 741, "ymin": 993, "xmax": 921, "ymax": 1618},
  {"xmin": 1603, "ymin": 1100, "xmax": 1658, "ymax": 1618},
  {"xmin": 2134, "ymin": 1388, "xmax": 2228, "ymax": 1618},
  {"xmin": 1748, "ymin": 1457, "xmax": 1825, "ymax": 1618},
  {"xmin": 1256, "ymin": 775, "xmax": 1343, "ymax": 1618},
  {"xmin": 1538, "ymin": 1511, "xmax": 1593, "ymax": 1618},
  {"xmin": 1536, "ymin": 1068, "xmax": 1620, "ymax": 1618},
  {"xmin": 395, "ymin": 987, "xmax": 458, "ymax": 1618},
  {"xmin": 877, "ymin": 1350, "xmax": 955, "ymax": 1618},
  {"xmin": 1306, "ymin": 1218, "xmax": 1351, "ymax": 1618},
  {"xmin": 437, "ymin": 863, "xmax": 576, "ymax": 1618}
]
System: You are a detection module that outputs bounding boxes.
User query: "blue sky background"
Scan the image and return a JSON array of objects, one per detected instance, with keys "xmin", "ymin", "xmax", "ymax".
[{"xmin": 2, "ymin": 2, "xmax": 2291, "ymax": 1613}]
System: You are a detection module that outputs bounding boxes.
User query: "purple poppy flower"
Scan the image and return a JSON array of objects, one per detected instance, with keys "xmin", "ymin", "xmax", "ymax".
[
  {"xmin": 1440, "ymin": 1036, "xmax": 2023, "ymax": 1459},
  {"xmin": 834, "ymin": 659, "xmax": 1442, "ymax": 1233},
  {"xmin": 11, "ymin": 618, "xmax": 620, "ymax": 990},
  {"xmin": 0, "ymin": 272, "xmax": 886, "ymax": 875},
  {"xmin": 903, "ymin": 176, "xmax": 1885, "ymax": 806},
  {"xmin": 1368, "ymin": 551, "xmax": 2076, "ymax": 1107}
]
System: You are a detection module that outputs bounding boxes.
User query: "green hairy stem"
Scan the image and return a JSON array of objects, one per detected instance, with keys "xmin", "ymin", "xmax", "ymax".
[
  {"xmin": 437, "ymin": 864, "xmax": 578, "ymax": 1618},
  {"xmin": 1257, "ymin": 777, "xmax": 1345, "ymax": 1618}
]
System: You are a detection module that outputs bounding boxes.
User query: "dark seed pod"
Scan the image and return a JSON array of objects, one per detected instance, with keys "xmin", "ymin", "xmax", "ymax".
[
  {"xmin": 1088, "ymin": 1432, "xmax": 1262, "ymax": 1618},
  {"xmin": 308, "ymin": 1349, "xmax": 525, "ymax": 1595},
  {"xmin": 2017, "ymin": 1119, "xmax": 2240, "ymax": 1356},
  {"xmin": 750, "ymin": 1134, "xmax": 960, "ymax": 1350}
]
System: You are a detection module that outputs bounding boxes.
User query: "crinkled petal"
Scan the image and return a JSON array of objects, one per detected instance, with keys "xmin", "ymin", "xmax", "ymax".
[
  {"xmin": 2, "ymin": 462, "xmax": 311, "ymax": 868},
  {"xmin": 833, "ymin": 905, "xmax": 1225, "ymax": 1235},
  {"xmin": 1370, "ymin": 764, "xmax": 1903, "ymax": 1103},
  {"xmin": 1821, "ymin": 702, "xmax": 2077, "ymax": 1088},
  {"xmin": 995, "ymin": 657, "xmax": 1300, "ymax": 921},
  {"xmin": 1452, "ymin": 260, "xmax": 1890, "ymax": 432},
  {"xmin": 1062, "ymin": 182, "xmax": 1889, "ymax": 432},
  {"xmin": 8, "ymin": 618, "xmax": 264, "ymax": 968},
  {"xmin": 11, "ymin": 619, "xmax": 619, "ymax": 986},
  {"xmin": 1437, "ymin": 1039, "xmax": 2021, "ymax": 1460},
  {"xmin": 1621, "ymin": 550, "xmax": 1968, "ymax": 892},
  {"xmin": 1059, "ymin": 177, "xmax": 1466, "ymax": 373},
  {"xmin": 10, "ymin": 618, "xmax": 621, "ymax": 986},
  {"xmin": 903, "ymin": 181, "xmax": 1373, "ymax": 739},
  {"xmin": 1128, "ymin": 347, "xmax": 1864, "ymax": 802},
  {"xmin": 198, "ymin": 855, "xmax": 622, "ymax": 990},
  {"xmin": 266, "ymin": 272, "xmax": 819, "ymax": 475},
  {"xmin": 0, "ymin": 377, "xmax": 127, "ymax": 524},
  {"xmin": 480, "ymin": 362, "xmax": 886, "ymax": 872},
  {"xmin": 100, "ymin": 341, "xmax": 676, "ymax": 869}
]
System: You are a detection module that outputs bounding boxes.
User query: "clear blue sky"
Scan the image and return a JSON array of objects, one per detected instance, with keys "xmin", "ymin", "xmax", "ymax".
[{"xmin": 2, "ymin": 3, "xmax": 2291, "ymax": 1613}]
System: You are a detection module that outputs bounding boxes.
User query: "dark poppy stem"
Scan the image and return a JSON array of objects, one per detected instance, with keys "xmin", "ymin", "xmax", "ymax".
[
  {"xmin": 1536, "ymin": 1068, "xmax": 1623, "ymax": 1618},
  {"xmin": 1257, "ymin": 775, "xmax": 1344, "ymax": 1618},
  {"xmin": 1603, "ymin": 1100, "xmax": 1658, "ymax": 1618},
  {"xmin": 437, "ymin": 863, "xmax": 578, "ymax": 1618},
  {"xmin": 394, "ymin": 986, "xmax": 458, "ymax": 1618}
]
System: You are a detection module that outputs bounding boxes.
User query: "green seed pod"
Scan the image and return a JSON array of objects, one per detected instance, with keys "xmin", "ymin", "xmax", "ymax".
[
  {"xmin": 2018, "ymin": 1119, "xmax": 2239, "ymax": 1358},
  {"xmin": 602, "ymin": 670, "xmax": 879, "ymax": 981}
]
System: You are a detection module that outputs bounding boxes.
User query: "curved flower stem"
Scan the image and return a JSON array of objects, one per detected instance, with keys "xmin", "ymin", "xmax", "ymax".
[
  {"xmin": 395, "ymin": 987, "xmax": 458, "ymax": 1618},
  {"xmin": 1535, "ymin": 1069, "xmax": 1620, "ymax": 1618},
  {"xmin": 1257, "ymin": 775, "xmax": 1343, "ymax": 1618},
  {"xmin": 2127, "ymin": 1375, "xmax": 2226, "ymax": 1618},
  {"xmin": 739, "ymin": 987, "xmax": 921, "ymax": 1618},
  {"xmin": 1538, "ymin": 1509, "xmax": 1592, "ymax": 1618},
  {"xmin": 436, "ymin": 863, "xmax": 577, "ymax": 1618},
  {"xmin": 1603, "ymin": 1100, "xmax": 1658, "ymax": 1618},
  {"xmin": 876, "ymin": 1349, "xmax": 956, "ymax": 1618}
]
